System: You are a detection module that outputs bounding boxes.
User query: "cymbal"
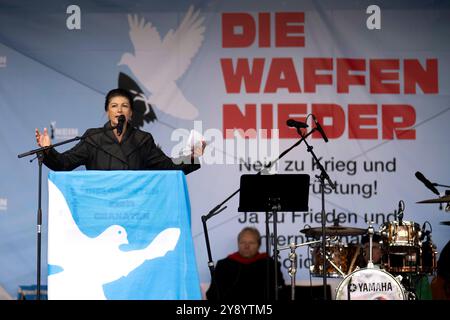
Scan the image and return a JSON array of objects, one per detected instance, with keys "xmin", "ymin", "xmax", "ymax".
[
  {"xmin": 440, "ymin": 221, "xmax": 450, "ymax": 226},
  {"xmin": 417, "ymin": 194, "xmax": 450, "ymax": 204},
  {"xmin": 300, "ymin": 225, "xmax": 367, "ymax": 237}
]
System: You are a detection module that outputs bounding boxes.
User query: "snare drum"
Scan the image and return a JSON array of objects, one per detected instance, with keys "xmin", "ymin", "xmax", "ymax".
[
  {"xmin": 335, "ymin": 268, "xmax": 406, "ymax": 300},
  {"xmin": 380, "ymin": 220, "xmax": 422, "ymax": 247},
  {"xmin": 310, "ymin": 243, "xmax": 360, "ymax": 277}
]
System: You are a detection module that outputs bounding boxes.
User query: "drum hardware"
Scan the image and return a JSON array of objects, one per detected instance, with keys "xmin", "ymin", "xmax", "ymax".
[
  {"xmin": 417, "ymin": 187, "xmax": 450, "ymax": 211},
  {"xmin": 407, "ymin": 291, "xmax": 417, "ymax": 300},
  {"xmin": 380, "ymin": 205, "xmax": 437, "ymax": 275},
  {"xmin": 366, "ymin": 221, "xmax": 375, "ymax": 269},
  {"xmin": 415, "ymin": 171, "xmax": 450, "ymax": 210},
  {"xmin": 416, "ymin": 194, "xmax": 450, "ymax": 204},
  {"xmin": 419, "ymin": 223, "xmax": 437, "ymax": 275},
  {"xmin": 288, "ymin": 244, "xmax": 297, "ymax": 301},
  {"xmin": 279, "ymin": 236, "xmax": 351, "ymax": 299},
  {"xmin": 278, "ymin": 238, "xmax": 324, "ymax": 300},
  {"xmin": 347, "ymin": 275, "xmax": 353, "ymax": 300},
  {"xmin": 301, "ymin": 222, "xmax": 365, "ymax": 278},
  {"xmin": 397, "ymin": 200, "xmax": 405, "ymax": 225},
  {"xmin": 439, "ymin": 190, "xmax": 450, "ymax": 211},
  {"xmin": 300, "ymin": 223, "xmax": 367, "ymax": 237}
]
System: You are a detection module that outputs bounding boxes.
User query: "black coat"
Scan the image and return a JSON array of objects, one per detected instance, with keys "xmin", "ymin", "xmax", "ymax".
[
  {"xmin": 206, "ymin": 254, "xmax": 286, "ymax": 301},
  {"xmin": 43, "ymin": 122, "xmax": 200, "ymax": 174}
]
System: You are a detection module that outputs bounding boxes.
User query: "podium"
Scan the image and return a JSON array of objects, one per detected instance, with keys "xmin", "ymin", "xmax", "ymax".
[{"xmin": 47, "ymin": 170, "xmax": 201, "ymax": 300}]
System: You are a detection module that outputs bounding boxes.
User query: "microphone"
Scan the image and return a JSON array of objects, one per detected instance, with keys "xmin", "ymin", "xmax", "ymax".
[
  {"xmin": 415, "ymin": 171, "xmax": 440, "ymax": 195},
  {"xmin": 286, "ymin": 119, "xmax": 308, "ymax": 129},
  {"xmin": 420, "ymin": 222, "xmax": 430, "ymax": 241},
  {"xmin": 312, "ymin": 114, "xmax": 328, "ymax": 143},
  {"xmin": 116, "ymin": 115, "xmax": 126, "ymax": 136},
  {"xmin": 398, "ymin": 200, "xmax": 404, "ymax": 225}
]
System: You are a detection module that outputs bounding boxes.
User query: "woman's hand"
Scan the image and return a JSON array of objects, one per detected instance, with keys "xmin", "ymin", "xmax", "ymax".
[
  {"xmin": 191, "ymin": 140, "xmax": 206, "ymax": 158},
  {"xmin": 35, "ymin": 128, "xmax": 52, "ymax": 147}
]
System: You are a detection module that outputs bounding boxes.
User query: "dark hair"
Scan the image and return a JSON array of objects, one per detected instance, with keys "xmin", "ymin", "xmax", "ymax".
[
  {"xmin": 104, "ymin": 88, "xmax": 133, "ymax": 111},
  {"xmin": 238, "ymin": 227, "xmax": 261, "ymax": 247}
]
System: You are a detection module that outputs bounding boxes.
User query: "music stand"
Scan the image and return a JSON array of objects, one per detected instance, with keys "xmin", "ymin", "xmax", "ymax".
[{"xmin": 238, "ymin": 174, "xmax": 310, "ymax": 300}]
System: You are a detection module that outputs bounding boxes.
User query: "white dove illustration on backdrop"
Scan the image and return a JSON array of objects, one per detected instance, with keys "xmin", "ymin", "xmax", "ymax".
[
  {"xmin": 47, "ymin": 180, "xmax": 180, "ymax": 300},
  {"xmin": 119, "ymin": 5, "xmax": 205, "ymax": 120}
]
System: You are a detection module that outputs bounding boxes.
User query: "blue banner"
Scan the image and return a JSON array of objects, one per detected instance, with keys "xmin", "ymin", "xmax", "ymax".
[{"xmin": 48, "ymin": 170, "xmax": 201, "ymax": 300}]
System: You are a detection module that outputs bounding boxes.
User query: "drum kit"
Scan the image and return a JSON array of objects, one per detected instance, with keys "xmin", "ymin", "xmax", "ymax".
[
  {"xmin": 303, "ymin": 225, "xmax": 364, "ymax": 278},
  {"xmin": 299, "ymin": 194, "xmax": 450, "ymax": 300}
]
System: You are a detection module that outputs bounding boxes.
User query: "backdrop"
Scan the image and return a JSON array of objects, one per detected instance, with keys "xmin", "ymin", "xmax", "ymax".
[{"xmin": 0, "ymin": 0, "xmax": 449, "ymax": 299}]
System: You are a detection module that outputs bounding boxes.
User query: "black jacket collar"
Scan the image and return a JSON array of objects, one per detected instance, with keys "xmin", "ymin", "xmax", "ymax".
[{"xmin": 84, "ymin": 122, "xmax": 150, "ymax": 165}]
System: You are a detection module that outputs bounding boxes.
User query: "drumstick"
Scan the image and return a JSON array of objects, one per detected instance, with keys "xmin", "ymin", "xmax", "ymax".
[{"xmin": 348, "ymin": 247, "xmax": 360, "ymax": 273}]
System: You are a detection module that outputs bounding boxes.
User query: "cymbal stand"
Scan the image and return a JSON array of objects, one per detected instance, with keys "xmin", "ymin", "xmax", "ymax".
[
  {"xmin": 367, "ymin": 221, "xmax": 375, "ymax": 269},
  {"xmin": 287, "ymin": 243, "xmax": 298, "ymax": 300},
  {"xmin": 278, "ymin": 238, "xmax": 327, "ymax": 300}
]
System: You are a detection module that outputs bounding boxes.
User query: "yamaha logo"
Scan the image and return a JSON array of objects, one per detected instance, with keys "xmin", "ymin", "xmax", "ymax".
[{"xmin": 357, "ymin": 282, "xmax": 393, "ymax": 292}]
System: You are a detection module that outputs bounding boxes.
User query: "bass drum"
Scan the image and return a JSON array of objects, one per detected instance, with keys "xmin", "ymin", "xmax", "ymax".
[{"xmin": 335, "ymin": 268, "xmax": 406, "ymax": 300}]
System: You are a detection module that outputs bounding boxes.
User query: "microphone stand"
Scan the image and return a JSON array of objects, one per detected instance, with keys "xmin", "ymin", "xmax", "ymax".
[
  {"xmin": 298, "ymin": 128, "xmax": 336, "ymax": 300},
  {"xmin": 17, "ymin": 124, "xmax": 121, "ymax": 300},
  {"xmin": 201, "ymin": 128, "xmax": 316, "ymax": 300},
  {"xmin": 432, "ymin": 183, "xmax": 450, "ymax": 188}
]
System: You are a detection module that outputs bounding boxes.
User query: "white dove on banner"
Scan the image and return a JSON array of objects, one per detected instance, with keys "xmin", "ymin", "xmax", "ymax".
[
  {"xmin": 47, "ymin": 180, "xmax": 180, "ymax": 300},
  {"xmin": 119, "ymin": 6, "xmax": 205, "ymax": 120}
]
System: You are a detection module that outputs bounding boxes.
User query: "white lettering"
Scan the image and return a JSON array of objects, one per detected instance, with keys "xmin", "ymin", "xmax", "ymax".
[
  {"xmin": 176, "ymin": 305, "xmax": 210, "ymax": 317},
  {"xmin": 66, "ymin": 5, "xmax": 81, "ymax": 30},
  {"xmin": 366, "ymin": 5, "xmax": 381, "ymax": 30}
]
